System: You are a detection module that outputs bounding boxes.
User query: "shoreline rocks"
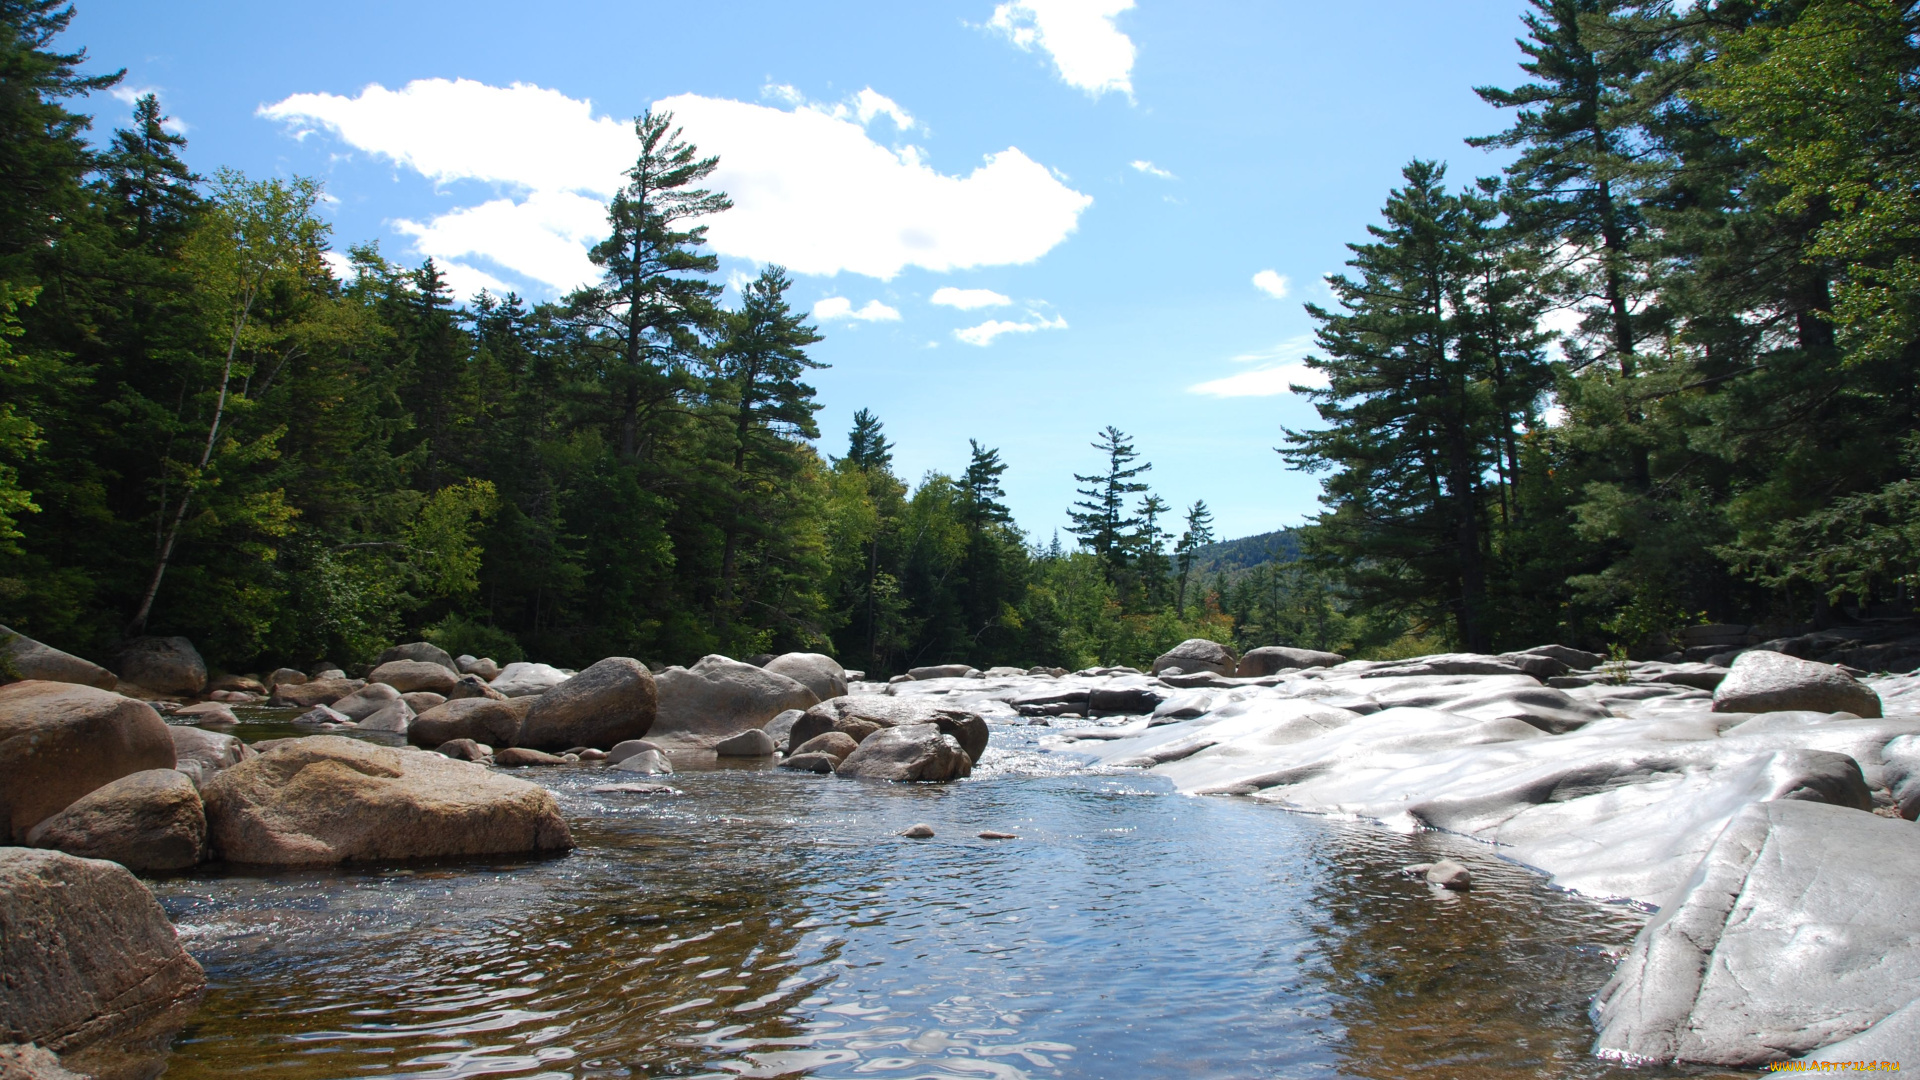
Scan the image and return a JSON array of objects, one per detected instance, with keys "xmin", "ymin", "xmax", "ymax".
[
  {"xmin": 0, "ymin": 682, "xmax": 175, "ymax": 843},
  {"xmin": 648, "ymin": 655, "xmax": 816, "ymax": 750},
  {"xmin": 0, "ymin": 626, "xmax": 116, "ymax": 691},
  {"xmin": 26, "ymin": 770, "xmax": 207, "ymax": 871},
  {"xmin": 516, "ymin": 657, "xmax": 655, "ymax": 751}
]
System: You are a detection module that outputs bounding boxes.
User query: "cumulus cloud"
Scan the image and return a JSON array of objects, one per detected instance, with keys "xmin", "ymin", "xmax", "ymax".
[
  {"xmin": 1187, "ymin": 361, "xmax": 1329, "ymax": 398},
  {"xmin": 931, "ymin": 286, "xmax": 1012, "ymax": 310},
  {"xmin": 989, "ymin": 0, "xmax": 1137, "ymax": 99},
  {"xmin": 813, "ymin": 297, "xmax": 902, "ymax": 322},
  {"xmin": 260, "ymin": 78, "xmax": 1091, "ymax": 296},
  {"xmin": 1252, "ymin": 270, "xmax": 1290, "ymax": 299},
  {"xmin": 955, "ymin": 312, "xmax": 1068, "ymax": 346},
  {"xmin": 1130, "ymin": 159, "xmax": 1174, "ymax": 180}
]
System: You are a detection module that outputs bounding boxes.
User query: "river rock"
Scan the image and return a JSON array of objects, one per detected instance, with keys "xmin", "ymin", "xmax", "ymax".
[
  {"xmin": 368, "ymin": 659, "xmax": 460, "ymax": 696},
  {"xmin": 167, "ymin": 725, "xmax": 252, "ymax": 789},
  {"xmin": 835, "ymin": 723, "xmax": 972, "ymax": 781},
  {"xmin": 492, "ymin": 746, "xmax": 565, "ymax": 767},
  {"xmin": 454, "ymin": 655, "xmax": 501, "ymax": 681},
  {"xmin": 172, "ymin": 701, "xmax": 237, "ymax": 726},
  {"xmin": 434, "ymin": 738, "xmax": 492, "ymax": 762},
  {"xmin": 764, "ymin": 708, "xmax": 805, "ymax": 752},
  {"xmin": 793, "ymin": 731, "xmax": 859, "ymax": 761},
  {"xmin": 291, "ymin": 704, "xmax": 350, "ymax": 727},
  {"xmin": 982, "ymin": 666, "xmax": 1026, "ymax": 677},
  {"xmin": 1713, "ymin": 650, "xmax": 1882, "ymax": 718},
  {"xmin": 713, "ymin": 728, "xmax": 777, "ymax": 756},
  {"xmin": 207, "ymin": 674, "xmax": 265, "ymax": 695},
  {"xmin": 648, "ymin": 655, "xmax": 816, "ymax": 750},
  {"xmin": 202, "ymin": 735, "xmax": 570, "ymax": 864},
  {"xmin": 409, "ymin": 697, "xmax": 528, "ymax": 748},
  {"xmin": 607, "ymin": 738, "xmax": 664, "ymax": 763},
  {"xmin": 611, "ymin": 749, "xmax": 672, "ymax": 774},
  {"xmin": 490, "ymin": 662, "xmax": 572, "ymax": 697},
  {"xmin": 0, "ymin": 848, "xmax": 205, "ymax": 1056},
  {"xmin": 907, "ymin": 664, "xmax": 975, "ymax": 680},
  {"xmin": 269, "ymin": 676, "xmax": 363, "ymax": 708},
  {"xmin": 779, "ymin": 752, "xmax": 838, "ymax": 774},
  {"xmin": 1424, "ymin": 859, "xmax": 1471, "ymax": 890},
  {"xmin": 1595, "ymin": 800, "xmax": 1920, "ymax": 1066},
  {"xmin": 328, "ymin": 681, "xmax": 402, "ymax": 721},
  {"xmin": 0, "ymin": 627, "xmax": 116, "ymax": 690},
  {"xmin": 447, "ymin": 674, "xmax": 505, "ymax": 701},
  {"xmin": 0, "ymin": 681, "xmax": 175, "ymax": 843},
  {"xmin": 516, "ymin": 656, "xmax": 655, "ymax": 751},
  {"xmin": 763, "ymin": 652, "xmax": 849, "ymax": 701},
  {"xmin": 1352, "ymin": 652, "xmax": 1543, "ymax": 679},
  {"xmin": 401, "ymin": 692, "xmax": 446, "ymax": 713},
  {"xmin": 1151, "ymin": 639, "xmax": 1238, "ymax": 677},
  {"xmin": 0, "ymin": 1044, "xmax": 85, "ymax": 1079},
  {"xmin": 108, "ymin": 637, "xmax": 205, "ymax": 697},
  {"xmin": 266, "ymin": 667, "xmax": 306, "ymax": 688},
  {"xmin": 376, "ymin": 641, "xmax": 457, "ymax": 671},
  {"xmin": 26, "ymin": 770, "xmax": 206, "ymax": 871},
  {"xmin": 787, "ymin": 695, "xmax": 988, "ymax": 762},
  {"xmin": 353, "ymin": 699, "xmax": 414, "ymax": 735},
  {"xmin": 1236, "ymin": 646, "xmax": 1347, "ymax": 677}
]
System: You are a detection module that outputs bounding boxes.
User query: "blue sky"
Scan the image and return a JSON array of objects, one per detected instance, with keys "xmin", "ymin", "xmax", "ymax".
[{"xmin": 75, "ymin": 0, "xmax": 1537, "ymax": 544}]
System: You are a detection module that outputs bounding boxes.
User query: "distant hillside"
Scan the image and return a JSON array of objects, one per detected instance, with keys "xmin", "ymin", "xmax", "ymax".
[{"xmin": 1181, "ymin": 529, "xmax": 1299, "ymax": 581}]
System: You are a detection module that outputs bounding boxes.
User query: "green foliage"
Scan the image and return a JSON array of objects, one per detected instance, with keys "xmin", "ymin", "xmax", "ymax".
[{"xmin": 421, "ymin": 613, "xmax": 525, "ymax": 666}]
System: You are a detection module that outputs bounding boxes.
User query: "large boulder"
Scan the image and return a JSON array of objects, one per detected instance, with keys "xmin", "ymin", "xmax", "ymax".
[
  {"xmin": 352, "ymin": 699, "xmax": 414, "ymax": 735},
  {"xmin": 786, "ymin": 695, "xmax": 988, "ymax": 763},
  {"xmin": 168, "ymin": 725, "xmax": 253, "ymax": 789},
  {"xmin": 202, "ymin": 735, "xmax": 571, "ymax": 864},
  {"xmin": 0, "ymin": 682, "xmax": 175, "ymax": 843},
  {"xmin": 490, "ymin": 662, "xmax": 572, "ymax": 698},
  {"xmin": 1713, "ymin": 650, "xmax": 1883, "ymax": 718},
  {"xmin": 1151, "ymin": 639, "xmax": 1238, "ymax": 677},
  {"xmin": 763, "ymin": 708, "xmax": 806, "ymax": 752},
  {"xmin": 906, "ymin": 663, "xmax": 975, "ymax": 680},
  {"xmin": 0, "ymin": 848, "xmax": 205, "ymax": 1056},
  {"xmin": 1235, "ymin": 646, "xmax": 1347, "ymax": 677},
  {"xmin": 375, "ymin": 641, "xmax": 457, "ymax": 671},
  {"xmin": 1595, "ymin": 800, "xmax": 1920, "ymax": 1066},
  {"xmin": 26, "ymin": 770, "xmax": 206, "ymax": 871},
  {"xmin": 713, "ymin": 728, "xmax": 777, "ymax": 757},
  {"xmin": 327, "ymin": 681, "xmax": 402, "ymax": 721},
  {"xmin": 763, "ymin": 652, "xmax": 849, "ymax": 702},
  {"xmin": 108, "ymin": 637, "xmax": 205, "ymax": 697},
  {"xmin": 268, "ymin": 676, "xmax": 364, "ymax": 708},
  {"xmin": 648, "ymin": 655, "xmax": 817, "ymax": 750},
  {"xmin": 368, "ymin": 660, "xmax": 459, "ymax": 696},
  {"xmin": 0, "ymin": 627, "xmax": 115, "ymax": 691},
  {"xmin": 447, "ymin": 674, "xmax": 505, "ymax": 701},
  {"xmin": 409, "ymin": 697, "xmax": 530, "ymax": 749},
  {"xmin": 835, "ymin": 724, "xmax": 972, "ymax": 782},
  {"xmin": 455, "ymin": 655, "xmax": 500, "ymax": 681},
  {"xmin": 515, "ymin": 657, "xmax": 656, "ymax": 751}
]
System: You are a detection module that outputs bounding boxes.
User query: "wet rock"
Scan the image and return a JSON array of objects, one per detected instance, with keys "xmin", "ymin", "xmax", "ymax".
[
  {"xmin": 447, "ymin": 674, "xmax": 505, "ymax": 701},
  {"xmin": 408, "ymin": 697, "xmax": 528, "ymax": 749},
  {"xmin": 1353, "ymin": 653, "xmax": 1542, "ymax": 679},
  {"xmin": 0, "ymin": 1044, "xmax": 85, "ymax": 1079},
  {"xmin": 590, "ymin": 782, "xmax": 681, "ymax": 795},
  {"xmin": 1151, "ymin": 639, "xmax": 1238, "ymax": 677},
  {"xmin": 648, "ymin": 655, "xmax": 815, "ymax": 750},
  {"xmin": 1713, "ymin": 650, "xmax": 1882, "ymax": 718},
  {"xmin": 713, "ymin": 728, "xmax": 777, "ymax": 756},
  {"xmin": 202, "ymin": 735, "xmax": 571, "ymax": 864},
  {"xmin": 899, "ymin": 823, "xmax": 935, "ymax": 838},
  {"xmin": 1596, "ymin": 800, "xmax": 1920, "ymax": 1066},
  {"xmin": 0, "ymin": 681, "xmax": 175, "ymax": 843},
  {"xmin": 763, "ymin": 708, "xmax": 805, "ymax": 752},
  {"xmin": 375, "ymin": 641, "xmax": 456, "ymax": 671},
  {"xmin": 208, "ymin": 674, "xmax": 265, "ymax": 696},
  {"xmin": 794, "ymin": 731, "xmax": 860, "ymax": 761},
  {"xmin": 269, "ymin": 676, "xmax": 364, "ymax": 708},
  {"xmin": 607, "ymin": 738, "xmax": 665, "ymax": 764},
  {"xmin": 455, "ymin": 655, "xmax": 501, "ymax": 681},
  {"xmin": 434, "ymin": 738, "xmax": 492, "ymax": 762},
  {"xmin": 291, "ymin": 704, "xmax": 350, "ymax": 727},
  {"xmin": 328, "ymin": 681, "xmax": 402, "ymax": 721},
  {"xmin": 368, "ymin": 660, "xmax": 460, "ymax": 696},
  {"xmin": 978, "ymin": 831, "xmax": 1017, "ymax": 840},
  {"xmin": 906, "ymin": 663, "xmax": 975, "ymax": 680},
  {"xmin": 1089, "ymin": 685, "xmax": 1167, "ymax": 716},
  {"xmin": 489, "ymin": 662, "xmax": 572, "ymax": 698},
  {"xmin": 779, "ymin": 752, "xmax": 838, "ymax": 774},
  {"xmin": 0, "ymin": 627, "xmax": 115, "ymax": 691},
  {"xmin": 1423, "ymin": 859, "xmax": 1471, "ymax": 890},
  {"xmin": 172, "ymin": 701, "xmax": 237, "ymax": 726},
  {"xmin": 1236, "ymin": 646, "xmax": 1346, "ymax": 677},
  {"xmin": 109, "ymin": 637, "xmax": 205, "ymax": 697},
  {"xmin": 266, "ymin": 667, "xmax": 306, "ymax": 688},
  {"xmin": 352, "ymin": 699, "xmax": 414, "ymax": 735},
  {"xmin": 835, "ymin": 723, "xmax": 972, "ymax": 782},
  {"xmin": 982, "ymin": 666, "xmax": 1027, "ymax": 677},
  {"xmin": 492, "ymin": 746, "xmax": 565, "ymax": 767},
  {"xmin": 168, "ymin": 725, "xmax": 252, "ymax": 789},
  {"xmin": 788, "ymin": 695, "xmax": 989, "ymax": 763},
  {"xmin": 763, "ymin": 652, "xmax": 849, "ymax": 702},
  {"xmin": 888, "ymin": 674, "xmax": 913, "ymax": 685},
  {"xmin": 26, "ymin": 770, "xmax": 206, "ymax": 871},
  {"xmin": 610, "ymin": 749, "xmax": 672, "ymax": 775},
  {"xmin": 0, "ymin": 848, "xmax": 205, "ymax": 1056},
  {"xmin": 517, "ymin": 657, "xmax": 656, "ymax": 751}
]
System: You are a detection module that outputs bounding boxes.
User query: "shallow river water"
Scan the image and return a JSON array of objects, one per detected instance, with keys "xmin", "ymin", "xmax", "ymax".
[{"xmin": 147, "ymin": 720, "xmax": 1734, "ymax": 1080}]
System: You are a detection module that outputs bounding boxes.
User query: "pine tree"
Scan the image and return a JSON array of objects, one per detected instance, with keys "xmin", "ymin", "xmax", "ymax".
[
  {"xmin": 961, "ymin": 439, "xmax": 1011, "ymax": 525},
  {"xmin": 844, "ymin": 408, "xmax": 893, "ymax": 472},
  {"xmin": 1067, "ymin": 425, "xmax": 1150, "ymax": 577},
  {"xmin": 1174, "ymin": 499, "xmax": 1215, "ymax": 616}
]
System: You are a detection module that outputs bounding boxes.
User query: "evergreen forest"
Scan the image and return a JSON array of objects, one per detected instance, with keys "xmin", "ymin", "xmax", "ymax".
[{"xmin": 3, "ymin": 0, "xmax": 1917, "ymax": 676}]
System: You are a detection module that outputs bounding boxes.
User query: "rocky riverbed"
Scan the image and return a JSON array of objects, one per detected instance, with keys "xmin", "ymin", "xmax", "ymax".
[{"xmin": 3, "ymin": 629, "xmax": 1917, "ymax": 1076}]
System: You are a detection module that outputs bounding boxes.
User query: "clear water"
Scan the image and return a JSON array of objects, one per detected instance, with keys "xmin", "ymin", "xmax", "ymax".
[{"xmin": 143, "ymin": 718, "xmax": 1724, "ymax": 1080}]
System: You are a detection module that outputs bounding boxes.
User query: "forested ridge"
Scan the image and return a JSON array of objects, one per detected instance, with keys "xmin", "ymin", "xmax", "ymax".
[{"xmin": 2, "ymin": 0, "xmax": 1916, "ymax": 677}]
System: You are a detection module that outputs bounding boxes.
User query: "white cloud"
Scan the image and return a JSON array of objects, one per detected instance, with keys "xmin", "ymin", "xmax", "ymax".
[
  {"xmin": 261, "ymin": 78, "xmax": 1092, "ymax": 296},
  {"xmin": 813, "ymin": 297, "xmax": 902, "ymax": 322},
  {"xmin": 989, "ymin": 0, "xmax": 1137, "ymax": 99},
  {"xmin": 321, "ymin": 250, "xmax": 357, "ymax": 282},
  {"xmin": 1252, "ymin": 270, "xmax": 1291, "ymax": 299},
  {"xmin": 931, "ymin": 286, "xmax": 1012, "ymax": 310},
  {"xmin": 1130, "ymin": 159, "xmax": 1175, "ymax": 180},
  {"xmin": 111, "ymin": 84, "xmax": 188, "ymax": 133},
  {"xmin": 1187, "ymin": 361, "xmax": 1329, "ymax": 398},
  {"xmin": 955, "ymin": 312, "xmax": 1068, "ymax": 346}
]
